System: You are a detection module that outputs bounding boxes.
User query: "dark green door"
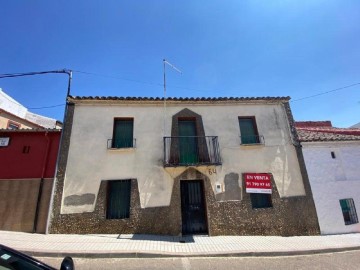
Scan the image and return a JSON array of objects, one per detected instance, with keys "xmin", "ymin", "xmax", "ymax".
[
  {"xmin": 181, "ymin": 180, "xmax": 208, "ymax": 235},
  {"xmin": 178, "ymin": 120, "xmax": 198, "ymax": 164}
]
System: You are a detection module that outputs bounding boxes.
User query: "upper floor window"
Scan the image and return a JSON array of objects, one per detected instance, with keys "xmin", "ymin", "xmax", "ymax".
[
  {"xmin": 7, "ymin": 121, "xmax": 20, "ymax": 130},
  {"xmin": 111, "ymin": 118, "xmax": 134, "ymax": 148},
  {"xmin": 238, "ymin": 117, "xmax": 261, "ymax": 145}
]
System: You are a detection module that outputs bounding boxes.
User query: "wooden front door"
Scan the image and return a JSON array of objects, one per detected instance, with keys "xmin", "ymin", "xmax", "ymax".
[{"xmin": 180, "ymin": 180, "xmax": 208, "ymax": 235}]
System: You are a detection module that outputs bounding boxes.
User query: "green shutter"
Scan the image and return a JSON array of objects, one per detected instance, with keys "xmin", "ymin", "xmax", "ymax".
[
  {"xmin": 107, "ymin": 180, "xmax": 131, "ymax": 219},
  {"xmin": 113, "ymin": 119, "xmax": 133, "ymax": 148},
  {"xmin": 340, "ymin": 199, "xmax": 349, "ymax": 211},
  {"xmin": 239, "ymin": 118, "xmax": 258, "ymax": 144},
  {"xmin": 179, "ymin": 120, "xmax": 198, "ymax": 164}
]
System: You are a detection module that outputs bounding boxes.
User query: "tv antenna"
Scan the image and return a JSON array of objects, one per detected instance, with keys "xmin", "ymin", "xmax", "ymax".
[{"xmin": 163, "ymin": 59, "xmax": 182, "ymax": 136}]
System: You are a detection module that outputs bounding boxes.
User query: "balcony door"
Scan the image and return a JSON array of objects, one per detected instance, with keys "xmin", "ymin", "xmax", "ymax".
[{"xmin": 179, "ymin": 119, "xmax": 198, "ymax": 164}]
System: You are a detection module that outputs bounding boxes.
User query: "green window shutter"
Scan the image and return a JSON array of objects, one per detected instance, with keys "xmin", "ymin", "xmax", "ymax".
[
  {"xmin": 340, "ymin": 199, "xmax": 349, "ymax": 212},
  {"xmin": 178, "ymin": 120, "xmax": 198, "ymax": 164},
  {"xmin": 113, "ymin": 119, "xmax": 133, "ymax": 148},
  {"xmin": 239, "ymin": 118, "xmax": 258, "ymax": 144},
  {"xmin": 107, "ymin": 180, "xmax": 131, "ymax": 219}
]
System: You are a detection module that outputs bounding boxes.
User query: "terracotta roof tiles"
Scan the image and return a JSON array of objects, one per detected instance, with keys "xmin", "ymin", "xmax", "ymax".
[
  {"xmin": 295, "ymin": 121, "xmax": 360, "ymax": 142},
  {"xmin": 68, "ymin": 96, "xmax": 291, "ymax": 102}
]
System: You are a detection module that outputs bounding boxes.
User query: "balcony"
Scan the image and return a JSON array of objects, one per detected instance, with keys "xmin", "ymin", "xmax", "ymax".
[
  {"xmin": 163, "ymin": 136, "xmax": 221, "ymax": 167},
  {"xmin": 239, "ymin": 135, "xmax": 265, "ymax": 145}
]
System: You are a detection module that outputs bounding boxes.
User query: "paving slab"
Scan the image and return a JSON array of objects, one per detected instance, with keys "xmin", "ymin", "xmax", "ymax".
[{"xmin": 0, "ymin": 230, "xmax": 359, "ymax": 258}]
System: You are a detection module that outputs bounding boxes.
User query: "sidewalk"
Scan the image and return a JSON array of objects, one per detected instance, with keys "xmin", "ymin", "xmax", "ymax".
[{"xmin": 1, "ymin": 230, "xmax": 359, "ymax": 258}]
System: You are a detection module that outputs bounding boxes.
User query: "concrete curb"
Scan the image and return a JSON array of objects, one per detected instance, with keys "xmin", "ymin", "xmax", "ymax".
[{"xmin": 25, "ymin": 246, "xmax": 360, "ymax": 259}]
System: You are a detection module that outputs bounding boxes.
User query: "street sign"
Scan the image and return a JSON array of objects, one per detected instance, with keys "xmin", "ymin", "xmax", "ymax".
[{"xmin": 0, "ymin": 137, "xmax": 9, "ymax": 147}]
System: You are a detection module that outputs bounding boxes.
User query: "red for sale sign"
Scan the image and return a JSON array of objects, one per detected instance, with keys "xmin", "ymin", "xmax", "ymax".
[{"xmin": 244, "ymin": 173, "xmax": 272, "ymax": 194}]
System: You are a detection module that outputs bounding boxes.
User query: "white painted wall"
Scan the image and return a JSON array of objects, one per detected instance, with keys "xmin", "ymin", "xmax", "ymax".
[
  {"xmin": 61, "ymin": 101, "xmax": 305, "ymax": 214},
  {"xmin": 302, "ymin": 142, "xmax": 360, "ymax": 234}
]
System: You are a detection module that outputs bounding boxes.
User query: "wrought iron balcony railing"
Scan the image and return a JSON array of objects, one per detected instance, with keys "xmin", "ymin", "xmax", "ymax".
[
  {"xmin": 163, "ymin": 136, "xmax": 221, "ymax": 167},
  {"xmin": 239, "ymin": 135, "xmax": 265, "ymax": 145},
  {"xmin": 107, "ymin": 138, "xmax": 136, "ymax": 149}
]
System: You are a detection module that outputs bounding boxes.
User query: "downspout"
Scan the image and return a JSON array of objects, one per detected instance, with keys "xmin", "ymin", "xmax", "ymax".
[{"xmin": 33, "ymin": 132, "xmax": 51, "ymax": 233}]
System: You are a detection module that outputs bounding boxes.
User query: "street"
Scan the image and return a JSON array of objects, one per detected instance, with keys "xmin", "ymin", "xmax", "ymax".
[{"xmin": 38, "ymin": 250, "xmax": 360, "ymax": 270}]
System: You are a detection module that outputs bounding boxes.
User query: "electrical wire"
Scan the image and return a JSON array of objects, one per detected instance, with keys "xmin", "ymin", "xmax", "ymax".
[
  {"xmin": 28, "ymin": 104, "xmax": 65, "ymax": 110},
  {"xmin": 73, "ymin": 69, "xmax": 360, "ymax": 99},
  {"xmin": 72, "ymin": 70, "xmax": 163, "ymax": 87},
  {"xmin": 73, "ymin": 69, "xmax": 224, "ymax": 94},
  {"xmin": 0, "ymin": 69, "xmax": 70, "ymax": 110},
  {"xmin": 1, "ymin": 69, "xmax": 359, "ymax": 110},
  {"xmin": 291, "ymin": 82, "xmax": 360, "ymax": 102}
]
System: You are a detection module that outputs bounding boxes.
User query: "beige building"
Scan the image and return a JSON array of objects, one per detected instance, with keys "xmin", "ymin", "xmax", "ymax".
[
  {"xmin": 0, "ymin": 109, "xmax": 43, "ymax": 129},
  {"xmin": 49, "ymin": 96, "xmax": 319, "ymax": 236}
]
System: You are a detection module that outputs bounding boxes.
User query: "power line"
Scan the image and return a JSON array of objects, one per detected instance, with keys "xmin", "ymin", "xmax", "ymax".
[
  {"xmin": 0, "ymin": 69, "xmax": 71, "ymax": 79},
  {"xmin": 28, "ymin": 104, "xmax": 66, "ymax": 110},
  {"xmin": 0, "ymin": 69, "xmax": 72, "ymax": 111},
  {"xmin": 291, "ymin": 82, "xmax": 360, "ymax": 102},
  {"xmin": 2, "ymin": 69, "xmax": 359, "ymax": 109},
  {"xmin": 73, "ymin": 69, "xmax": 222, "ymax": 94},
  {"xmin": 73, "ymin": 70, "xmax": 163, "ymax": 87},
  {"xmin": 73, "ymin": 69, "xmax": 360, "ymax": 99}
]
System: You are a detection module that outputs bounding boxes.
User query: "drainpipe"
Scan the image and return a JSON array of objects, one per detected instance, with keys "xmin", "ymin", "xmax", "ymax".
[{"xmin": 33, "ymin": 132, "xmax": 51, "ymax": 233}]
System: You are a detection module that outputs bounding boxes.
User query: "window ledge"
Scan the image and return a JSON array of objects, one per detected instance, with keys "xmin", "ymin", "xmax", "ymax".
[
  {"xmin": 107, "ymin": 147, "xmax": 136, "ymax": 152},
  {"xmin": 240, "ymin": 143, "xmax": 265, "ymax": 148}
]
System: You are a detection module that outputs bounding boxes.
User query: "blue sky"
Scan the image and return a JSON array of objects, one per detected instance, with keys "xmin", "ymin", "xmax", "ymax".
[{"xmin": 1, "ymin": 1, "xmax": 359, "ymax": 127}]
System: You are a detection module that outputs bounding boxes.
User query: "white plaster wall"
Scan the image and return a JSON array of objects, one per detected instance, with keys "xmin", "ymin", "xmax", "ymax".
[
  {"xmin": 302, "ymin": 142, "xmax": 360, "ymax": 234},
  {"xmin": 61, "ymin": 102, "xmax": 305, "ymax": 214},
  {"xmin": 0, "ymin": 89, "xmax": 27, "ymax": 118}
]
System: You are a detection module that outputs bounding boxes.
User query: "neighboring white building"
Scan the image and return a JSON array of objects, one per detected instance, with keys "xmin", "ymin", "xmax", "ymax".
[
  {"xmin": 49, "ymin": 96, "xmax": 319, "ymax": 236},
  {"xmin": 296, "ymin": 121, "xmax": 360, "ymax": 235},
  {"xmin": 0, "ymin": 88, "xmax": 62, "ymax": 129}
]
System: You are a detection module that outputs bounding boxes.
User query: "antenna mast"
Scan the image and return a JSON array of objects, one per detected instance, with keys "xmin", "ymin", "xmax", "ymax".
[{"xmin": 163, "ymin": 59, "xmax": 182, "ymax": 137}]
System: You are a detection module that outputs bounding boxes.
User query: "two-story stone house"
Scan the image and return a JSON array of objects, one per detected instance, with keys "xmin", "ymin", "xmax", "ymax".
[{"xmin": 49, "ymin": 96, "xmax": 319, "ymax": 236}]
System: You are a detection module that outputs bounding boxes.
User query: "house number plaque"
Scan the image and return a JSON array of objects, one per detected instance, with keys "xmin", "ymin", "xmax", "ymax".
[{"xmin": 208, "ymin": 168, "xmax": 217, "ymax": 175}]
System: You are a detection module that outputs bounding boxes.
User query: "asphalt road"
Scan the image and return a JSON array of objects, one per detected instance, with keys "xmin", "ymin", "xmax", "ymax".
[{"xmin": 38, "ymin": 250, "xmax": 360, "ymax": 270}]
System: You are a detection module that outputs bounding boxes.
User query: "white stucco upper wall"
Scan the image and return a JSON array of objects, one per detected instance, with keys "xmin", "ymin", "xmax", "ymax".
[
  {"xmin": 61, "ymin": 100, "xmax": 305, "ymax": 214},
  {"xmin": 0, "ymin": 89, "xmax": 27, "ymax": 118}
]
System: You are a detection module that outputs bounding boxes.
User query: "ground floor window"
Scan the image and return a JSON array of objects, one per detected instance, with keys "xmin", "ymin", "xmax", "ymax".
[
  {"xmin": 339, "ymin": 198, "xmax": 358, "ymax": 225},
  {"xmin": 250, "ymin": 193, "xmax": 272, "ymax": 209},
  {"xmin": 106, "ymin": 180, "xmax": 131, "ymax": 219}
]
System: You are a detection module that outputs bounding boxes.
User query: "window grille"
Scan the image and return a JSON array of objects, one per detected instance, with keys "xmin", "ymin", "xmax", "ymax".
[{"xmin": 339, "ymin": 198, "xmax": 358, "ymax": 225}]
